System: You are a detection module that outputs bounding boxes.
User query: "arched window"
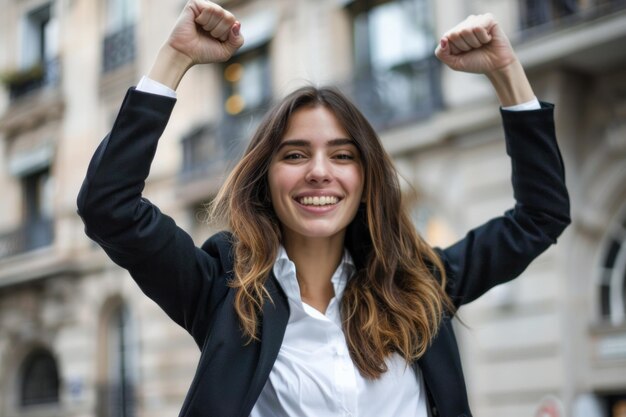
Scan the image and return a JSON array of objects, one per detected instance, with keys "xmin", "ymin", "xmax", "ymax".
[
  {"xmin": 19, "ymin": 348, "xmax": 60, "ymax": 406},
  {"xmin": 599, "ymin": 210, "xmax": 626, "ymax": 326},
  {"xmin": 99, "ymin": 302, "xmax": 137, "ymax": 417}
]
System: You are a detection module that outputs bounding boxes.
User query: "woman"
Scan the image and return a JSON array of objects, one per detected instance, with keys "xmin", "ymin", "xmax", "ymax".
[{"xmin": 77, "ymin": 1, "xmax": 570, "ymax": 416}]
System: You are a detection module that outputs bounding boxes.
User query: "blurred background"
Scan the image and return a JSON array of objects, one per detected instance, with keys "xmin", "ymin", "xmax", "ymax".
[{"xmin": 0, "ymin": 0, "xmax": 625, "ymax": 416}]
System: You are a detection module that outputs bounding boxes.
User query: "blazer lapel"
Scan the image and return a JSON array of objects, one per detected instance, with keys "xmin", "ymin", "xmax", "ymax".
[
  {"xmin": 239, "ymin": 272, "xmax": 290, "ymax": 416},
  {"xmin": 417, "ymin": 318, "xmax": 470, "ymax": 417}
]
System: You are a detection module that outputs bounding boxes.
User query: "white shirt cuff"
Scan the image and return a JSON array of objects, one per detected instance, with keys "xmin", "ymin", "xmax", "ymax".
[
  {"xmin": 502, "ymin": 97, "xmax": 541, "ymax": 111},
  {"xmin": 136, "ymin": 76, "xmax": 177, "ymax": 99}
]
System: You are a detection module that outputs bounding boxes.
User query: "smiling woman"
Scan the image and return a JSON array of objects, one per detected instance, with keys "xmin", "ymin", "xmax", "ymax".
[
  {"xmin": 76, "ymin": 1, "xmax": 570, "ymax": 417},
  {"xmin": 209, "ymin": 86, "xmax": 450, "ymax": 372}
]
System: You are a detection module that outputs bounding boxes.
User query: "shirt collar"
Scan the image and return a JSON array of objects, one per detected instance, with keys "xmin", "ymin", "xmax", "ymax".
[{"xmin": 273, "ymin": 245, "xmax": 355, "ymax": 306}]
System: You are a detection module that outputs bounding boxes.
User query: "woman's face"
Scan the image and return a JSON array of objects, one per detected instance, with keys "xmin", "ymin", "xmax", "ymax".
[{"xmin": 268, "ymin": 105, "xmax": 364, "ymax": 244}]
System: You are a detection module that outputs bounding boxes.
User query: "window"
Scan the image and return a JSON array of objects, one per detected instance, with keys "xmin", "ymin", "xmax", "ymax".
[
  {"xmin": 23, "ymin": 168, "xmax": 53, "ymax": 222},
  {"xmin": 21, "ymin": 3, "xmax": 58, "ymax": 71},
  {"xmin": 222, "ymin": 46, "xmax": 271, "ymax": 117},
  {"xmin": 181, "ymin": 124, "xmax": 221, "ymax": 180},
  {"xmin": 20, "ymin": 349, "xmax": 60, "ymax": 406},
  {"xmin": 0, "ymin": 165, "xmax": 54, "ymax": 258},
  {"xmin": 102, "ymin": 0, "xmax": 137, "ymax": 72},
  {"xmin": 183, "ymin": 46, "xmax": 271, "ymax": 170},
  {"xmin": 11, "ymin": 3, "xmax": 59, "ymax": 99},
  {"xmin": 99, "ymin": 303, "xmax": 137, "ymax": 417},
  {"xmin": 21, "ymin": 167, "xmax": 54, "ymax": 251},
  {"xmin": 346, "ymin": 0, "xmax": 442, "ymax": 129},
  {"xmin": 599, "ymin": 210, "xmax": 626, "ymax": 326},
  {"xmin": 220, "ymin": 46, "xmax": 271, "ymax": 157},
  {"xmin": 574, "ymin": 393, "xmax": 626, "ymax": 417},
  {"xmin": 105, "ymin": 0, "xmax": 137, "ymax": 33},
  {"xmin": 179, "ymin": 13, "xmax": 274, "ymax": 183}
]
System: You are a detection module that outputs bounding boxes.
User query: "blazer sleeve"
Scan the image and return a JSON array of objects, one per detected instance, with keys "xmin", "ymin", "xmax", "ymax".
[
  {"xmin": 77, "ymin": 88, "xmax": 229, "ymax": 347},
  {"xmin": 439, "ymin": 103, "xmax": 571, "ymax": 308}
]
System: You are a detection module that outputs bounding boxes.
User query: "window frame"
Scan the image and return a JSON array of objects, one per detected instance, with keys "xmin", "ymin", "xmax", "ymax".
[
  {"xmin": 598, "ymin": 206, "xmax": 626, "ymax": 326},
  {"xmin": 343, "ymin": 0, "xmax": 443, "ymax": 130},
  {"xmin": 98, "ymin": 301, "xmax": 138, "ymax": 417}
]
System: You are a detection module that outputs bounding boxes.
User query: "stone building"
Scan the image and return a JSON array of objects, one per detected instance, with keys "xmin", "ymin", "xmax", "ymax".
[{"xmin": 0, "ymin": 0, "xmax": 624, "ymax": 416}]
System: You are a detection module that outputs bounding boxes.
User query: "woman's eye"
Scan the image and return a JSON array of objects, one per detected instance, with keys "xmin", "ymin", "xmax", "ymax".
[
  {"xmin": 334, "ymin": 153, "xmax": 354, "ymax": 160},
  {"xmin": 284, "ymin": 153, "xmax": 305, "ymax": 160}
]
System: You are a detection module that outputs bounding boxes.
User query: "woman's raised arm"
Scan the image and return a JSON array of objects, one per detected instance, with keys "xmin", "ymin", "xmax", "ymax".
[
  {"xmin": 433, "ymin": 14, "xmax": 571, "ymax": 306},
  {"xmin": 148, "ymin": 0, "xmax": 243, "ymax": 90},
  {"xmin": 76, "ymin": 1, "xmax": 244, "ymax": 346}
]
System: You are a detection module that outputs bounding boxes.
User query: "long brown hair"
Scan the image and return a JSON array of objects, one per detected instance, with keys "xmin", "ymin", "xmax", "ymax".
[{"xmin": 210, "ymin": 86, "xmax": 454, "ymax": 379}]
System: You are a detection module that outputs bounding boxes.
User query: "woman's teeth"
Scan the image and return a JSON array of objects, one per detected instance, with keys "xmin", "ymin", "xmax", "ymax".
[{"xmin": 299, "ymin": 196, "xmax": 339, "ymax": 206}]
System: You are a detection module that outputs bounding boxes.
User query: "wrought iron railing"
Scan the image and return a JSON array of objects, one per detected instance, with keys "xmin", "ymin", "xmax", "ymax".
[
  {"xmin": 102, "ymin": 25, "xmax": 136, "ymax": 73},
  {"xmin": 520, "ymin": 0, "xmax": 626, "ymax": 31},
  {"xmin": 180, "ymin": 106, "xmax": 267, "ymax": 181},
  {"xmin": 0, "ymin": 218, "xmax": 54, "ymax": 260},
  {"xmin": 341, "ymin": 55, "xmax": 443, "ymax": 131},
  {"xmin": 7, "ymin": 57, "xmax": 61, "ymax": 101}
]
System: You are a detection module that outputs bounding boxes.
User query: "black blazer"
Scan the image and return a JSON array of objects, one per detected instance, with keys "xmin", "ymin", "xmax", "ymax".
[{"xmin": 77, "ymin": 89, "xmax": 570, "ymax": 417}]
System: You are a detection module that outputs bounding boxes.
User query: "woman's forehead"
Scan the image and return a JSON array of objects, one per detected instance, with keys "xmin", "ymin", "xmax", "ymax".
[{"xmin": 281, "ymin": 106, "xmax": 349, "ymax": 141}]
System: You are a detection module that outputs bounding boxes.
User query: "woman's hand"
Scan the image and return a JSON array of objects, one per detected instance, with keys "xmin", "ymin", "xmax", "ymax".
[
  {"xmin": 148, "ymin": 0, "xmax": 244, "ymax": 90},
  {"xmin": 168, "ymin": 0, "xmax": 244, "ymax": 66},
  {"xmin": 434, "ymin": 13, "xmax": 515, "ymax": 75},
  {"xmin": 435, "ymin": 13, "xmax": 535, "ymax": 107}
]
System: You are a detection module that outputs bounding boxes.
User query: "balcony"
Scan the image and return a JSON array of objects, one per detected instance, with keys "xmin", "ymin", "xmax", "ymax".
[
  {"xmin": 342, "ymin": 56, "xmax": 443, "ymax": 131},
  {"xmin": 0, "ymin": 218, "xmax": 54, "ymax": 260},
  {"xmin": 181, "ymin": 123, "xmax": 223, "ymax": 182},
  {"xmin": 514, "ymin": 0, "xmax": 626, "ymax": 73},
  {"xmin": 102, "ymin": 25, "xmax": 136, "ymax": 73},
  {"xmin": 1, "ymin": 57, "xmax": 61, "ymax": 102},
  {"xmin": 520, "ymin": 0, "xmax": 626, "ymax": 34},
  {"xmin": 180, "ymin": 107, "xmax": 267, "ymax": 192}
]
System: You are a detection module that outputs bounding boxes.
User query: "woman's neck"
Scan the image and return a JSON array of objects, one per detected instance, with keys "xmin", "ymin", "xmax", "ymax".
[{"xmin": 282, "ymin": 233, "xmax": 345, "ymax": 314}]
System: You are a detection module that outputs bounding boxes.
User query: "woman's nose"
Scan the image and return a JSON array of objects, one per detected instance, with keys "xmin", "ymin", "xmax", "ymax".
[{"xmin": 305, "ymin": 156, "xmax": 331, "ymax": 184}]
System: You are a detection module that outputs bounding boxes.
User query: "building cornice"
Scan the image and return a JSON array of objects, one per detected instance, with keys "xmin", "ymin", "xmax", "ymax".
[
  {"xmin": 380, "ymin": 99, "xmax": 501, "ymax": 156},
  {"xmin": 0, "ymin": 248, "xmax": 109, "ymax": 290},
  {"xmin": 516, "ymin": 9, "xmax": 626, "ymax": 73}
]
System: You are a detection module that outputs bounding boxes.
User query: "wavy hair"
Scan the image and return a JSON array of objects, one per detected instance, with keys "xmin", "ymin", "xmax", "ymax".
[{"xmin": 210, "ymin": 86, "xmax": 454, "ymax": 379}]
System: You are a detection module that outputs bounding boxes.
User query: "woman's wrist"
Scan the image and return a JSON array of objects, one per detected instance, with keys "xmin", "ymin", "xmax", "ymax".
[
  {"xmin": 147, "ymin": 45, "xmax": 195, "ymax": 91},
  {"xmin": 486, "ymin": 59, "xmax": 536, "ymax": 107}
]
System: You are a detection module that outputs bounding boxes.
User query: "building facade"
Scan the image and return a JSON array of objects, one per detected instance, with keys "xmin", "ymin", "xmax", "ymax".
[{"xmin": 0, "ymin": 0, "xmax": 625, "ymax": 416}]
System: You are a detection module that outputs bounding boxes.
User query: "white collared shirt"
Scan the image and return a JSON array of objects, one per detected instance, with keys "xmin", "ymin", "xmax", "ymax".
[{"xmin": 250, "ymin": 246, "xmax": 430, "ymax": 417}]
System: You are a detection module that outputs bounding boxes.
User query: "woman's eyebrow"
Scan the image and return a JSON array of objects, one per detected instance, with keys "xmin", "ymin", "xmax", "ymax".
[
  {"xmin": 327, "ymin": 138, "xmax": 355, "ymax": 147},
  {"xmin": 277, "ymin": 139, "xmax": 310, "ymax": 150},
  {"xmin": 277, "ymin": 138, "xmax": 355, "ymax": 151}
]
